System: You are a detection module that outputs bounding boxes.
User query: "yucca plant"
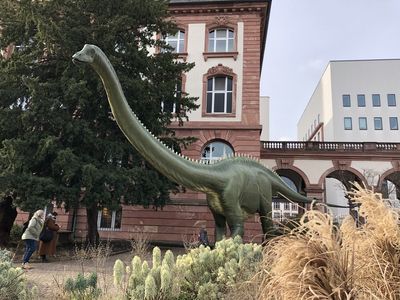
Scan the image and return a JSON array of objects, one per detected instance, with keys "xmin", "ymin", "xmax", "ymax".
[{"xmin": 0, "ymin": 249, "xmax": 38, "ymax": 300}]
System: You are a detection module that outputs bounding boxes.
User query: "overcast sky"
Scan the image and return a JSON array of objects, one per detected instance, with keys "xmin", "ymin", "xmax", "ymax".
[{"xmin": 260, "ymin": 0, "xmax": 400, "ymax": 141}]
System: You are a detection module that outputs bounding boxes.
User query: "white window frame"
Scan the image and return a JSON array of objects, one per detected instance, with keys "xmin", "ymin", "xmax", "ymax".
[
  {"xmin": 164, "ymin": 30, "xmax": 185, "ymax": 53},
  {"xmin": 161, "ymin": 81, "xmax": 182, "ymax": 114},
  {"xmin": 201, "ymin": 141, "xmax": 234, "ymax": 163},
  {"xmin": 97, "ymin": 208, "xmax": 122, "ymax": 231},
  {"xmin": 273, "ymin": 201, "xmax": 280, "ymax": 210},
  {"xmin": 206, "ymin": 76, "xmax": 233, "ymax": 114},
  {"xmin": 208, "ymin": 28, "xmax": 234, "ymax": 52}
]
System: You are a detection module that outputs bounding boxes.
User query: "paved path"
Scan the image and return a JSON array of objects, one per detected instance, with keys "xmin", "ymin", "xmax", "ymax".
[{"xmin": 14, "ymin": 246, "xmax": 186, "ymax": 299}]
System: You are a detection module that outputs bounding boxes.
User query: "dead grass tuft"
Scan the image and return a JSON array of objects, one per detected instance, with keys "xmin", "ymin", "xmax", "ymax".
[{"xmin": 257, "ymin": 183, "xmax": 400, "ymax": 300}]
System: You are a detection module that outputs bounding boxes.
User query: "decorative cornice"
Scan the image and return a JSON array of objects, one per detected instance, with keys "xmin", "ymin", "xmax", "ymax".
[
  {"xmin": 168, "ymin": 2, "xmax": 267, "ymax": 15},
  {"xmin": 206, "ymin": 64, "xmax": 234, "ymax": 76}
]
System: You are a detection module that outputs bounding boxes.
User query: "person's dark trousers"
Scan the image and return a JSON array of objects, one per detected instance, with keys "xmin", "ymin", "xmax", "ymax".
[{"xmin": 22, "ymin": 239, "xmax": 37, "ymax": 264}]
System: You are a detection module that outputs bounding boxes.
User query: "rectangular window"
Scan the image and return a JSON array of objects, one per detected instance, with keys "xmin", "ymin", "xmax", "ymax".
[
  {"xmin": 273, "ymin": 201, "xmax": 280, "ymax": 210},
  {"xmin": 372, "ymin": 94, "xmax": 381, "ymax": 107},
  {"xmin": 357, "ymin": 94, "xmax": 365, "ymax": 107},
  {"xmin": 388, "ymin": 94, "xmax": 396, "ymax": 107},
  {"xmin": 389, "ymin": 117, "xmax": 398, "ymax": 130},
  {"xmin": 164, "ymin": 30, "xmax": 185, "ymax": 53},
  {"xmin": 344, "ymin": 117, "xmax": 352, "ymax": 130},
  {"xmin": 283, "ymin": 202, "xmax": 290, "ymax": 210},
  {"xmin": 208, "ymin": 29, "xmax": 234, "ymax": 52},
  {"xmin": 342, "ymin": 95, "xmax": 351, "ymax": 107},
  {"xmin": 374, "ymin": 117, "xmax": 383, "ymax": 130},
  {"xmin": 97, "ymin": 207, "xmax": 122, "ymax": 231},
  {"xmin": 358, "ymin": 117, "xmax": 367, "ymax": 130},
  {"xmin": 206, "ymin": 76, "xmax": 233, "ymax": 114},
  {"xmin": 161, "ymin": 81, "xmax": 182, "ymax": 114}
]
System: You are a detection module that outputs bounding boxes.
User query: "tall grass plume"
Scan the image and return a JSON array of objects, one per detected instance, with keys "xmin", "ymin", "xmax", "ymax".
[{"xmin": 257, "ymin": 183, "xmax": 400, "ymax": 300}]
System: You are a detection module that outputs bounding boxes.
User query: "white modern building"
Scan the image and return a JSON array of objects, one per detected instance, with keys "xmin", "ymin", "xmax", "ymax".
[
  {"xmin": 298, "ymin": 59, "xmax": 400, "ymax": 143},
  {"xmin": 297, "ymin": 59, "xmax": 400, "ymax": 220}
]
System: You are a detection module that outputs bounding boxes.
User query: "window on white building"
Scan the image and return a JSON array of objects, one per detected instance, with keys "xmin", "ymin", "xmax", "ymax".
[
  {"xmin": 208, "ymin": 28, "xmax": 234, "ymax": 52},
  {"xmin": 388, "ymin": 94, "xmax": 396, "ymax": 107},
  {"xmin": 206, "ymin": 76, "xmax": 233, "ymax": 113},
  {"xmin": 389, "ymin": 117, "xmax": 398, "ymax": 130},
  {"xmin": 201, "ymin": 141, "xmax": 234, "ymax": 163},
  {"xmin": 374, "ymin": 117, "xmax": 383, "ymax": 130},
  {"xmin": 357, "ymin": 94, "xmax": 365, "ymax": 107},
  {"xmin": 359, "ymin": 117, "xmax": 367, "ymax": 130},
  {"xmin": 161, "ymin": 80, "xmax": 182, "ymax": 113},
  {"xmin": 342, "ymin": 95, "xmax": 351, "ymax": 107},
  {"xmin": 273, "ymin": 201, "xmax": 280, "ymax": 210},
  {"xmin": 372, "ymin": 94, "xmax": 381, "ymax": 107},
  {"xmin": 283, "ymin": 202, "xmax": 290, "ymax": 210},
  {"xmin": 164, "ymin": 30, "xmax": 185, "ymax": 53},
  {"xmin": 97, "ymin": 207, "xmax": 122, "ymax": 231},
  {"xmin": 344, "ymin": 117, "xmax": 352, "ymax": 130}
]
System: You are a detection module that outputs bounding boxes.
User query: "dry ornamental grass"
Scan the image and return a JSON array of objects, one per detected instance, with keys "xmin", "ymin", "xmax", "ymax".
[{"xmin": 257, "ymin": 183, "xmax": 400, "ymax": 300}]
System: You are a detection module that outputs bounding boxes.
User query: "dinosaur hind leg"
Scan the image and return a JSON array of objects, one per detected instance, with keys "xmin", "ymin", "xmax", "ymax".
[
  {"xmin": 259, "ymin": 184, "xmax": 273, "ymax": 242},
  {"xmin": 211, "ymin": 211, "xmax": 227, "ymax": 242}
]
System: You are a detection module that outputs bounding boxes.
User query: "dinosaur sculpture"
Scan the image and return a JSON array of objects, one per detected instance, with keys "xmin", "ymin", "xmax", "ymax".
[{"xmin": 72, "ymin": 44, "xmax": 342, "ymax": 241}]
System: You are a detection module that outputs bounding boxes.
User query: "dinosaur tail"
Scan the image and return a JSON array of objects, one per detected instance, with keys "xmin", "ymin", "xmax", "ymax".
[{"xmin": 274, "ymin": 178, "xmax": 352, "ymax": 208}]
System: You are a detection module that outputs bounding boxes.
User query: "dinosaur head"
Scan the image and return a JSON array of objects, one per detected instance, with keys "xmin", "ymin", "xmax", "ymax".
[{"xmin": 72, "ymin": 44, "xmax": 98, "ymax": 65}]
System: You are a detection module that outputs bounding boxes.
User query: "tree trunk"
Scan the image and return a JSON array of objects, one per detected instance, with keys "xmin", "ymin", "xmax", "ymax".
[
  {"xmin": 0, "ymin": 196, "xmax": 18, "ymax": 247},
  {"xmin": 86, "ymin": 203, "xmax": 99, "ymax": 247}
]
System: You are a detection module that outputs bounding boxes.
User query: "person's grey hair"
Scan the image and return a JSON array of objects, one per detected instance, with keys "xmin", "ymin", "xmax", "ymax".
[{"xmin": 34, "ymin": 210, "xmax": 45, "ymax": 219}]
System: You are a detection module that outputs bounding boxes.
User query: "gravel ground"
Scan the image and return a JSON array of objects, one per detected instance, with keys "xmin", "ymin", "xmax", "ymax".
[{"xmin": 12, "ymin": 245, "xmax": 186, "ymax": 299}]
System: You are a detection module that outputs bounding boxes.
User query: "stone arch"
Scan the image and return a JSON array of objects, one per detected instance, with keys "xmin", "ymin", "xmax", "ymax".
[
  {"xmin": 272, "ymin": 164, "xmax": 311, "ymax": 192},
  {"xmin": 319, "ymin": 165, "xmax": 367, "ymax": 223},
  {"xmin": 318, "ymin": 166, "xmax": 367, "ymax": 189},
  {"xmin": 378, "ymin": 167, "xmax": 400, "ymax": 200}
]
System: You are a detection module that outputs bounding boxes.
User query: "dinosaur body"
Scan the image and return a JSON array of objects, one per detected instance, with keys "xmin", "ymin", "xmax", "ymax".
[{"xmin": 72, "ymin": 44, "xmax": 318, "ymax": 241}]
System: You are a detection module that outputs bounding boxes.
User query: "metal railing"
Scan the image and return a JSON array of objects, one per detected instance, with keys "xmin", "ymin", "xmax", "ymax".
[{"xmin": 261, "ymin": 141, "xmax": 400, "ymax": 152}]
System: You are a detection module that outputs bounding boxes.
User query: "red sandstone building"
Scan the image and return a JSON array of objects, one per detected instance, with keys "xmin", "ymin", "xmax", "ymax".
[{"xmin": 15, "ymin": 0, "xmax": 272, "ymax": 244}]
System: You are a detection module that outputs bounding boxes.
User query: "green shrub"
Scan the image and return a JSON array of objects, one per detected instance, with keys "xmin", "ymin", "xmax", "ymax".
[
  {"xmin": 63, "ymin": 272, "xmax": 101, "ymax": 300},
  {"xmin": 9, "ymin": 224, "xmax": 24, "ymax": 243},
  {"xmin": 0, "ymin": 249, "xmax": 37, "ymax": 300},
  {"xmin": 176, "ymin": 236, "xmax": 262, "ymax": 299},
  {"xmin": 113, "ymin": 237, "xmax": 262, "ymax": 300}
]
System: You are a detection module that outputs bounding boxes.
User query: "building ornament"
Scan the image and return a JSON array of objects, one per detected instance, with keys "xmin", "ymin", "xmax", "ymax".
[
  {"xmin": 215, "ymin": 15, "xmax": 229, "ymax": 26},
  {"xmin": 206, "ymin": 64, "xmax": 234, "ymax": 76}
]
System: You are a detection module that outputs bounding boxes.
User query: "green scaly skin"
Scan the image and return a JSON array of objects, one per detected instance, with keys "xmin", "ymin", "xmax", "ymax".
[{"xmin": 72, "ymin": 44, "xmax": 325, "ymax": 241}]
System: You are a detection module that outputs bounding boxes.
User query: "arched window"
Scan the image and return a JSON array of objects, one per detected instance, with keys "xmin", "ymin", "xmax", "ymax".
[
  {"xmin": 164, "ymin": 30, "xmax": 185, "ymax": 53},
  {"xmin": 208, "ymin": 28, "xmax": 234, "ymax": 52},
  {"xmin": 206, "ymin": 76, "xmax": 233, "ymax": 113},
  {"xmin": 201, "ymin": 141, "xmax": 234, "ymax": 163},
  {"xmin": 280, "ymin": 176, "xmax": 298, "ymax": 191}
]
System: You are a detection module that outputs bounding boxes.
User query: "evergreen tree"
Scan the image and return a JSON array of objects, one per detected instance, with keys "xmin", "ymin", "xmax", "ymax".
[{"xmin": 0, "ymin": 0, "xmax": 197, "ymax": 245}]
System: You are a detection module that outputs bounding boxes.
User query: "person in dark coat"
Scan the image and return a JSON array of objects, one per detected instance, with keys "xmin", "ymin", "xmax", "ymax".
[
  {"xmin": 38, "ymin": 212, "xmax": 60, "ymax": 262},
  {"xmin": 198, "ymin": 225, "xmax": 210, "ymax": 247}
]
